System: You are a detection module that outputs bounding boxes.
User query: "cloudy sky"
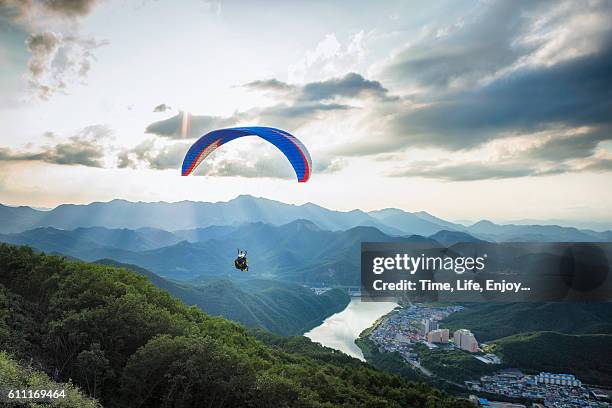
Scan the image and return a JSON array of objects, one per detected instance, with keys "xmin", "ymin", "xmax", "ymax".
[{"xmin": 1, "ymin": 0, "xmax": 611, "ymax": 228}]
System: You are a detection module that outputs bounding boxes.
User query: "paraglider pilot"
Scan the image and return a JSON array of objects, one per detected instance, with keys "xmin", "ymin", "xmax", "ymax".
[{"xmin": 235, "ymin": 249, "xmax": 248, "ymax": 272}]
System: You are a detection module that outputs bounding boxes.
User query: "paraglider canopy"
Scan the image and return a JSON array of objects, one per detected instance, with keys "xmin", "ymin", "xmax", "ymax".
[{"xmin": 181, "ymin": 127, "xmax": 311, "ymax": 182}]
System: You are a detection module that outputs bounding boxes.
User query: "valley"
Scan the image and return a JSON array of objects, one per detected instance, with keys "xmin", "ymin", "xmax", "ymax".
[{"xmin": 1, "ymin": 196, "xmax": 612, "ymax": 406}]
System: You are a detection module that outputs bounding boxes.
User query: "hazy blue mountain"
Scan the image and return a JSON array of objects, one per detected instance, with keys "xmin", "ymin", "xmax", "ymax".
[
  {"xmin": 413, "ymin": 211, "xmax": 469, "ymax": 232},
  {"xmin": 467, "ymin": 220, "xmax": 609, "ymax": 242},
  {"xmin": 95, "ymin": 259, "xmax": 350, "ymax": 335},
  {"xmin": 0, "ymin": 204, "xmax": 45, "ymax": 233},
  {"xmin": 284, "ymin": 232, "xmax": 435, "ymax": 286},
  {"xmin": 4, "ymin": 215, "xmax": 612, "ymax": 285},
  {"xmin": 1, "ymin": 195, "xmax": 611, "ymax": 244},
  {"xmin": 70, "ymin": 226, "xmax": 181, "ymax": 250},
  {"xmin": 0, "ymin": 221, "xmax": 424, "ymax": 284},
  {"xmin": 0, "ymin": 196, "xmax": 425, "ymax": 235},
  {"xmin": 428, "ymin": 230, "xmax": 483, "ymax": 245},
  {"xmin": 0, "ymin": 226, "xmax": 181, "ymax": 253},
  {"xmin": 369, "ymin": 208, "xmax": 462, "ymax": 236},
  {"xmin": 504, "ymin": 218, "xmax": 612, "ymax": 232},
  {"xmin": 173, "ymin": 225, "xmax": 238, "ymax": 242},
  {"xmin": 0, "ymin": 227, "xmax": 114, "ymax": 257}
]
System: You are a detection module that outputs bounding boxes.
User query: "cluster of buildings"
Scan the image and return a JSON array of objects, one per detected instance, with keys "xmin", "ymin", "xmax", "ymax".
[
  {"xmin": 418, "ymin": 318, "xmax": 479, "ymax": 353},
  {"xmin": 466, "ymin": 370, "xmax": 609, "ymax": 407},
  {"xmin": 368, "ymin": 303, "xmax": 486, "ymax": 359},
  {"xmin": 415, "ymin": 315, "xmax": 479, "ymax": 353},
  {"xmin": 368, "ymin": 304, "xmax": 464, "ymax": 363},
  {"xmin": 364, "ymin": 304, "xmax": 609, "ymax": 408},
  {"xmin": 367, "ymin": 303, "xmax": 491, "ymax": 381}
]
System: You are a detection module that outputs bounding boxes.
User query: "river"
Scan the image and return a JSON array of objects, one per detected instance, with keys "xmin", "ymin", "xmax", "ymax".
[{"xmin": 304, "ymin": 298, "xmax": 398, "ymax": 361}]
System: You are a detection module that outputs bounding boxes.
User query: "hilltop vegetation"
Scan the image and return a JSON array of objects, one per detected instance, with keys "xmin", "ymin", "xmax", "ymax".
[
  {"xmin": 490, "ymin": 331, "xmax": 612, "ymax": 386},
  {"xmin": 355, "ymin": 336, "xmax": 423, "ymax": 382},
  {"xmin": 438, "ymin": 303, "xmax": 612, "ymax": 386},
  {"xmin": 412, "ymin": 344, "xmax": 495, "ymax": 383},
  {"xmin": 0, "ymin": 244, "xmax": 470, "ymax": 407},
  {"xmin": 0, "ymin": 352, "xmax": 100, "ymax": 407},
  {"xmin": 442, "ymin": 302, "xmax": 612, "ymax": 341}
]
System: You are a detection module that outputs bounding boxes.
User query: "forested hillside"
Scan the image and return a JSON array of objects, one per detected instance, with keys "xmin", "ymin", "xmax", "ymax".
[
  {"xmin": 442, "ymin": 302, "xmax": 612, "ymax": 341},
  {"xmin": 96, "ymin": 259, "xmax": 350, "ymax": 336},
  {"xmin": 490, "ymin": 332, "xmax": 612, "ymax": 386},
  {"xmin": 0, "ymin": 244, "xmax": 470, "ymax": 407},
  {"xmin": 439, "ymin": 302, "xmax": 612, "ymax": 386}
]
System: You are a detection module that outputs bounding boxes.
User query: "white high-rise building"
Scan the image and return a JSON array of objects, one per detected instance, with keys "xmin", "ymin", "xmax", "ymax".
[
  {"xmin": 421, "ymin": 318, "xmax": 438, "ymax": 336},
  {"xmin": 453, "ymin": 329, "xmax": 478, "ymax": 352}
]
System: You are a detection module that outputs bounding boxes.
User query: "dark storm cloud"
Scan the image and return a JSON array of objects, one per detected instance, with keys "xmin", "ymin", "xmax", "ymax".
[
  {"xmin": 384, "ymin": 46, "xmax": 612, "ymax": 151},
  {"xmin": 146, "ymin": 72, "xmax": 372, "ymax": 138},
  {"xmin": 256, "ymin": 102, "xmax": 352, "ymax": 120},
  {"xmin": 525, "ymin": 128, "xmax": 612, "ymax": 161},
  {"xmin": 145, "ymin": 112, "xmax": 240, "ymax": 139},
  {"xmin": 382, "ymin": 1, "xmax": 547, "ymax": 89},
  {"xmin": 144, "ymin": 101, "xmax": 351, "ymax": 140},
  {"xmin": 330, "ymin": 0, "xmax": 612, "ymax": 175},
  {"xmin": 242, "ymin": 79, "xmax": 295, "ymax": 93},
  {"xmin": 153, "ymin": 103, "xmax": 171, "ymax": 112},
  {"xmin": 332, "ymin": 25, "xmax": 612, "ymax": 160},
  {"xmin": 583, "ymin": 158, "xmax": 612, "ymax": 172},
  {"xmin": 0, "ymin": 125, "xmax": 111, "ymax": 167},
  {"xmin": 252, "ymin": 102, "xmax": 353, "ymax": 130},
  {"xmin": 243, "ymin": 72, "xmax": 390, "ymax": 101},
  {"xmin": 300, "ymin": 73, "xmax": 390, "ymax": 101},
  {"xmin": 0, "ymin": 0, "xmax": 101, "ymax": 19},
  {"xmin": 41, "ymin": 0, "xmax": 100, "ymax": 18}
]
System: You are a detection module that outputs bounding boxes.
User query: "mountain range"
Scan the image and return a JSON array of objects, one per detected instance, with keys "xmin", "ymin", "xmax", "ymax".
[
  {"xmin": 2, "ymin": 195, "xmax": 611, "ymax": 241},
  {"xmin": 0, "ymin": 220, "xmax": 424, "ymax": 283},
  {"xmin": 2, "ymin": 195, "xmax": 612, "ymax": 285},
  {"xmin": 2, "ymin": 196, "xmax": 612, "ymax": 390}
]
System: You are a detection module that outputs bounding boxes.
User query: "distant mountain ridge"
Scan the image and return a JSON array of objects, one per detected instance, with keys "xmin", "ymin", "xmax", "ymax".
[
  {"xmin": 0, "ymin": 196, "xmax": 407, "ymax": 236},
  {"xmin": 2, "ymin": 195, "xmax": 611, "ymax": 241},
  {"xmin": 0, "ymin": 221, "xmax": 427, "ymax": 283}
]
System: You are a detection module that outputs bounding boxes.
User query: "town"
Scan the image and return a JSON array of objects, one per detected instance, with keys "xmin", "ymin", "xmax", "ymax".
[{"xmin": 366, "ymin": 304, "xmax": 610, "ymax": 408}]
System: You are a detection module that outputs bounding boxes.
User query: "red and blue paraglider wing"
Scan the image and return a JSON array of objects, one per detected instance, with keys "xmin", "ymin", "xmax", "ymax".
[{"xmin": 181, "ymin": 127, "xmax": 311, "ymax": 182}]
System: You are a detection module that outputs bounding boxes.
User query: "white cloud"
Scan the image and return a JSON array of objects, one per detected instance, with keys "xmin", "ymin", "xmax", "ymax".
[{"xmin": 288, "ymin": 31, "xmax": 367, "ymax": 83}]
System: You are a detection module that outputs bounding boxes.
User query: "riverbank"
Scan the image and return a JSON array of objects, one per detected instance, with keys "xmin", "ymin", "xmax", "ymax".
[{"xmin": 304, "ymin": 298, "xmax": 397, "ymax": 360}]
